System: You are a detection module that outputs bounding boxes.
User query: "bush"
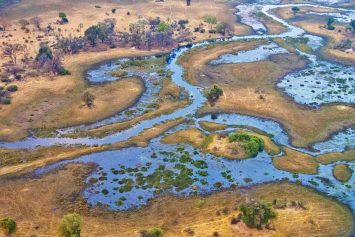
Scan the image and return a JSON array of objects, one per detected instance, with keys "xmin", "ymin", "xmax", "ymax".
[
  {"xmin": 58, "ymin": 68, "xmax": 71, "ymax": 75},
  {"xmin": 59, "ymin": 12, "xmax": 67, "ymax": 18},
  {"xmin": 140, "ymin": 227, "xmax": 163, "ymax": 237},
  {"xmin": 58, "ymin": 213, "xmax": 83, "ymax": 237},
  {"xmin": 62, "ymin": 17, "xmax": 69, "ymax": 23},
  {"xmin": 6, "ymin": 85, "xmax": 18, "ymax": 92},
  {"xmin": 2, "ymin": 97, "xmax": 11, "ymax": 104},
  {"xmin": 239, "ymin": 202, "xmax": 276, "ymax": 229},
  {"xmin": 0, "ymin": 217, "xmax": 16, "ymax": 235}
]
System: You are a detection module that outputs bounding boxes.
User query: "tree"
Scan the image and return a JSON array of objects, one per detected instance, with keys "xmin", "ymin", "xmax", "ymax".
[
  {"xmin": 84, "ymin": 25, "xmax": 100, "ymax": 46},
  {"xmin": 18, "ymin": 19, "xmax": 29, "ymax": 30},
  {"xmin": 0, "ymin": 217, "xmax": 16, "ymax": 236},
  {"xmin": 350, "ymin": 19, "xmax": 355, "ymax": 32},
  {"xmin": 216, "ymin": 22, "xmax": 232, "ymax": 35},
  {"xmin": 36, "ymin": 43, "xmax": 53, "ymax": 65},
  {"xmin": 206, "ymin": 85, "xmax": 223, "ymax": 103},
  {"xmin": 82, "ymin": 91, "xmax": 95, "ymax": 108},
  {"xmin": 203, "ymin": 15, "xmax": 217, "ymax": 29},
  {"xmin": 57, "ymin": 37, "xmax": 84, "ymax": 54},
  {"xmin": 78, "ymin": 23, "xmax": 84, "ymax": 34},
  {"xmin": 0, "ymin": 18, "xmax": 11, "ymax": 31},
  {"xmin": 59, "ymin": 213, "xmax": 83, "ymax": 237},
  {"xmin": 239, "ymin": 202, "xmax": 276, "ymax": 229},
  {"xmin": 2, "ymin": 44, "xmax": 23, "ymax": 64},
  {"xmin": 291, "ymin": 6, "xmax": 300, "ymax": 15},
  {"xmin": 59, "ymin": 12, "xmax": 69, "ymax": 23},
  {"xmin": 326, "ymin": 17, "xmax": 335, "ymax": 30},
  {"xmin": 30, "ymin": 16, "xmax": 42, "ymax": 30}
]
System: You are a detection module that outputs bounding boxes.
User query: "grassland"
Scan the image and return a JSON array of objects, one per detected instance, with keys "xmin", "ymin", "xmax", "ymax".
[
  {"xmin": 274, "ymin": 6, "xmax": 355, "ymax": 64},
  {"xmin": 0, "ymin": 48, "xmax": 167, "ymax": 142},
  {"xmin": 199, "ymin": 121, "xmax": 227, "ymax": 132},
  {"xmin": 332, "ymin": 164, "xmax": 353, "ymax": 182},
  {"xmin": 0, "ymin": 165, "xmax": 352, "ymax": 237},
  {"xmin": 180, "ymin": 40, "xmax": 355, "ymax": 148},
  {"xmin": 316, "ymin": 150, "xmax": 355, "ymax": 164},
  {"xmin": 273, "ymin": 147, "xmax": 319, "ymax": 174}
]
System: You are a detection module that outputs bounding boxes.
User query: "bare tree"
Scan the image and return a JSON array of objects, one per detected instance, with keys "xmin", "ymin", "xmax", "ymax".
[
  {"xmin": 18, "ymin": 19, "xmax": 30, "ymax": 30},
  {"xmin": 0, "ymin": 18, "xmax": 11, "ymax": 31},
  {"xmin": 6, "ymin": 64, "xmax": 23, "ymax": 78},
  {"xmin": 30, "ymin": 16, "xmax": 42, "ymax": 30},
  {"xmin": 3, "ymin": 44, "xmax": 23, "ymax": 64},
  {"xmin": 82, "ymin": 91, "xmax": 95, "ymax": 108},
  {"xmin": 44, "ymin": 53, "xmax": 64, "ymax": 75}
]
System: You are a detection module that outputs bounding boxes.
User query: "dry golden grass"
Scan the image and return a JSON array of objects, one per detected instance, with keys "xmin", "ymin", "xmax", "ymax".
[
  {"xmin": 64, "ymin": 76, "xmax": 144, "ymax": 125},
  {"xmin": 273, "ymin": 147, "xmax": 319, "ymax": 174},
  {"xmin": 69, "ymin": 76, "xmax": 190, "ymax": 138},
  {"xmin": 180, "ymin": 41, "xmax": 355, "ymax": 147},
  {"xmin": 199, "ymin": 121, "xmax": 227, "ymax": 132},
  {"xmin": 274, "ymin": 6, "xmax": 355, "ymax": 64},
  {"xmin": 332, "ymin": 164, "xmax": 353, "ymax": 182},
  {"xmin": 0, "ymin": 48, "xmax": 166, "ymax": 142},
  {"xmin": 161, "ymin": 127, "xmax": 206, "ymax": 147},
  {"xmin": 0, "ymin": 166, "xmax": 352, "ymax": 237},
  {"xmin": 258, "ymin": 13, "xmax": 288, "ymax": 35},
  {"xmin": 316, "ymin": 150, "xmax": 355, "ymax": 164}
]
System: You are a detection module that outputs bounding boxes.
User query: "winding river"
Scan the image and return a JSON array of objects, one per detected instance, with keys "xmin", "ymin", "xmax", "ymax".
[{"xmin": 1, "ymin": 3, "xmax": 355, "ymax": 212}]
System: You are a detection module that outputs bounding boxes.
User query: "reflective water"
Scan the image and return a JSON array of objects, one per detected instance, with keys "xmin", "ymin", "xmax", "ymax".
[{"xmin": 209, "ymin": 42, "xmax": 288, "ymax": 64}]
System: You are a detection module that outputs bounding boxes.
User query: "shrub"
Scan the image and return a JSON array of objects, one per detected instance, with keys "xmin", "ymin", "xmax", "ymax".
[
  {"xmin": 58, "ymin": 213, "xmax": 83, "ymax": 237},
  {"xmin": 239, "ymin": 202, "xmax": 276, "ymax": 229},
  {"xmin": 0, "ymin": 217, "xmax": 16, "ymax": 235},
  {"xmin": 6, "ymin": 85, "xmax": 18, "ymax": 92},
  {"xmin": 2, "ymin": 97, "xmax": 11, "ymax": 104},
  {"xmin": 58, "ymin": 68, "xmax": 71, "ymax": 75},
  {"xmin": 156, "ymin": 21, "xmax": 171, "ymax": 32},
  {"xmin": 140, "ymin": 227, "xmax": 163, "ymax": 237},
  {"xmin": 291, "ymin": 6, "xmax": 300, "ymax": 14}
]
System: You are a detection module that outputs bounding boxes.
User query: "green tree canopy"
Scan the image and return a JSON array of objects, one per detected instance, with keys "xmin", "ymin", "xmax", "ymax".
[
  {"xmin": 0, "ymin": 217, "xmax": 16, "ymax": 236},
  {"xmin": 59, "ymin": 213, "xmax": 83, "ymax": 237}
]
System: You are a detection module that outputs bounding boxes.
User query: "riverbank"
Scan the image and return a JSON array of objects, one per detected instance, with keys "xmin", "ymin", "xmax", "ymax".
[{"xmin": 0, "ymin": 164, "xmax": 352, "ymax": 236}]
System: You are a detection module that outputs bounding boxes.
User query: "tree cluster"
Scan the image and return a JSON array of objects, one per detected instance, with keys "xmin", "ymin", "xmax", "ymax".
[{"xmin": 239, "ymin": 202, "xmax": 276, "ymax": 229}]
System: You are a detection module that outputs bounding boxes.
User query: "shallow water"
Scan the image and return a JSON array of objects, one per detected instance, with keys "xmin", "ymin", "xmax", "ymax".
[
  {"xmin": 277, "ymin": 52, "xmax": 355, "ymax": 107},
  {"xmin": 209, "ymin": 42, "xmax": 288, "ymax": 64}
]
